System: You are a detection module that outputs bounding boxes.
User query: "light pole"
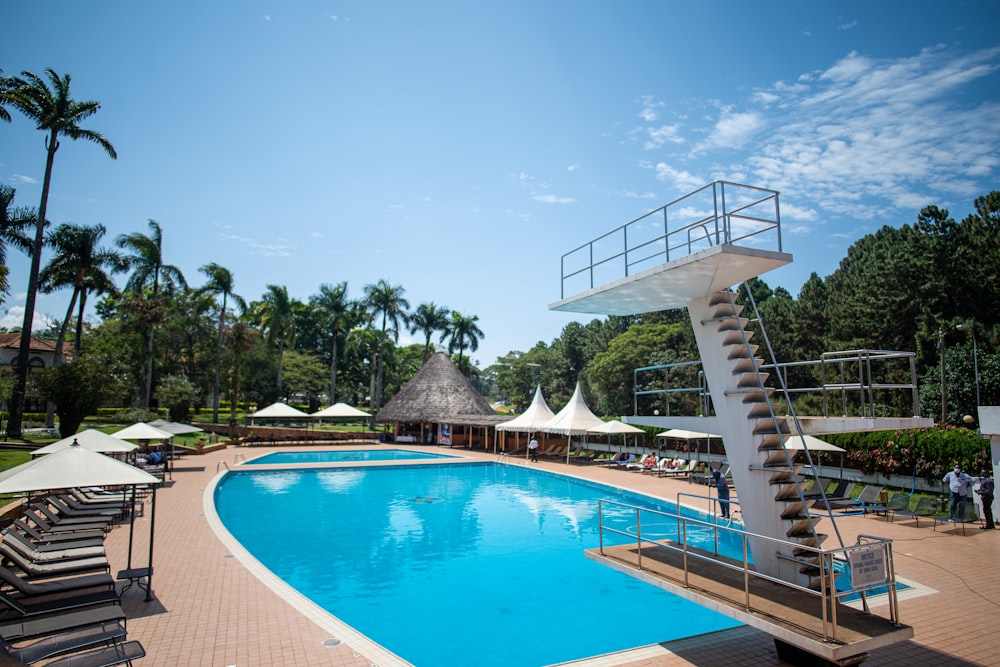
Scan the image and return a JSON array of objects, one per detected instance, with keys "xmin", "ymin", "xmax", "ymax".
[
  {"xmin": 956, "ymin": 323, "xmax": 981, "ymax": 408},
  {"xmin": 526, "ymin": 362, "xmax": 541, "ymax": 389},
  {"xmin": 939, "ymin": 326, "xmax": 947, "ymax": 424}
]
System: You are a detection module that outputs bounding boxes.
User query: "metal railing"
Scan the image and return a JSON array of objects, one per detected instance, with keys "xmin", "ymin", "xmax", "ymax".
[
  {"xmin": 596, "ymin": 499, "xmax": 902, "ymax": 643},
  {"xmin": 633, "ymin": 348, "xmax": 920, "ymax": 419},
  {"xmin": 560, "ymin": 181, "xmax": 781, "ymax": 298}
]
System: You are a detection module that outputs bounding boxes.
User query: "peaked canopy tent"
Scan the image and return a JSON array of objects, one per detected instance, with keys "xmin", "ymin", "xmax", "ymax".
[
  {"xmin": 247, "ymin": 402, "xmax": 311, "ymax": 424},
  {"xmin": 496, "ymin": 386, "xmax": 557, "ymax": 455},
  {"xmin": 31, "ymin": 428, "xmax": 138, "ymax": 457},
  {"xmin": 0, "ymin": 442, "xmax": 161, "ymax": 600},
  {"xmin": 312, "ymin": 402, "xmax": 371, "ymax": 419},
  {"xmin": 541, "ymin": 382, "xmax": 606, "ymax": 463},
  {"xmin": 112, "ymin": 423, "xmax": 174, "ymax": 441}
]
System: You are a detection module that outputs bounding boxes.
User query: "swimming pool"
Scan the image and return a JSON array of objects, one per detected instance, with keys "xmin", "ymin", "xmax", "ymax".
[
  {"xmin": 244, "ymin": 448, "xmax": 458, "ymax": 465},
  {"xmin": 214, "ymin": 462, "xmax": 742, "ymax": 666}
]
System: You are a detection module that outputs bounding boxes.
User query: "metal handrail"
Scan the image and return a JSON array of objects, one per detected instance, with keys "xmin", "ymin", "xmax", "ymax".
[
  {"xmin": 596, "ymin": 499, "xmax": 902, "ymax": 643},
  {"xmin": 215, "ymin": 460, "xmax": 230, "ymax": 473},
  {"xmin": 560, "ymin": 181, "xmax": 781, "ymax": 298}
]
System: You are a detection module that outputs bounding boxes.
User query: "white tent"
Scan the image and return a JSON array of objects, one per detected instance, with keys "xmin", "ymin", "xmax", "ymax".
[
  {"xmin": 312, "ymin": 402, "xmax": 371, "ymax": 418},
  {"xmin": 112, "ymin": 423, "xmax": 173, "ymax": 441},
  {"xmin": 541, "ymin": 382, "xmax": 606, "ymax": 463},
  {"xmin": 248, "ymin": 402, "xmax": 310, "ymax": 420},
  {"xmin": 147, "ymin": 419, "xmax": 203, "ymax": 435},
  {"xmin": 31, "ymin": 429, "xmax": 138, "ymax": 457},
  {"xmin": 497, "ymin": 386, "xmax": 556, "ymax": 432},
  {"xmin": 496, "ymin": 386, "xmax": 557, "ymax": 456},
  {"xmin": 0, "ymin": 442, "xmax": 161, "ymax": 600}
]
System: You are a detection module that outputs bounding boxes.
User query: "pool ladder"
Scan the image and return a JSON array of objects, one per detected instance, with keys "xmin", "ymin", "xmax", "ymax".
[{"xmin": 216, "ymin": 452, "xmax": 247, "ymax": 473}]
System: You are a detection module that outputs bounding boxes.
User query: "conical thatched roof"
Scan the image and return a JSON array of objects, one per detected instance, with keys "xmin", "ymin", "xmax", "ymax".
[{"xmin": 376, "ymin": 352, "xmax": 496, "ymax": 423}]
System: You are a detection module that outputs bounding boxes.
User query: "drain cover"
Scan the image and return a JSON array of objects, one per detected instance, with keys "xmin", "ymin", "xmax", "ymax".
[{"xmin": 323, "ymin": 639, "xmax": 341, "ymax": 647}]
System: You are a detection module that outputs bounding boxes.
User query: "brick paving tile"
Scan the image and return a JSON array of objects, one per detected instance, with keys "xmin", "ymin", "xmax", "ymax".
[{"xmin": 99, "ymin": 444, "xmax": 998, "ymax": 666}]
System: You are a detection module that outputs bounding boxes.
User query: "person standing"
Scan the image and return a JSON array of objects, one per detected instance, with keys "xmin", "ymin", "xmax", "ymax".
[
  {"xmin": 943, "ymin": 464, "xmax": 974, "ymax": 520},
  {"xmin": 977, "ymin": 469, "xmax": 995, "ymax": 530},
  {"xmin": 528, "ymin": 437, "xmax": 539, "ymax": 463},
  {"xmin": 713, "ymin": 468, "xmax": 731, "ymax": 519}
]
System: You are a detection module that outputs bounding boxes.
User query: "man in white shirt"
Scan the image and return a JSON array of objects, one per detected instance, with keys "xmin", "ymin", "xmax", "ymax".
[
  {"xmin": 528, "ymin": 437, "xmax": 539, "ymax": 462},
  {"xmin": 943, "ymin": 464, "xmax": 974, "ymax": 520}
]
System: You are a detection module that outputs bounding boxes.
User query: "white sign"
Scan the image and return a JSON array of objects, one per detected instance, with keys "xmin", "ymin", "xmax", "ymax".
[{"xmin": 848, "ymin": 546, "xmax": 887, "ymax": 589}]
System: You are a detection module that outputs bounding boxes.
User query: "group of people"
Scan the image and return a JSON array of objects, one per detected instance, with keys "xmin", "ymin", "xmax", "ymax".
[{"xmin": 942, "ymin": 464, "xmax": 995, "ymax": 529}]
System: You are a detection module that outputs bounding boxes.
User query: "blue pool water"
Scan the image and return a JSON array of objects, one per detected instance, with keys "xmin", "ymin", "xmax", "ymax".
[
  {"xmin": 244, "ymin": 448, "xmax": 457, "ymax": 465},
  {"xmin": 214, "ymin": 462, "xmax": 742, "ymax": 667}
]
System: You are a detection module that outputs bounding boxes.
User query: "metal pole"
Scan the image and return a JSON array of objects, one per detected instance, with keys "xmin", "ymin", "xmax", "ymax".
[
  {"xmin": 145, "ymin": 485, "xmax": 157, "ymax": 601},
  {"xmin": 939, "ymin": 327, "xmax": 947, "ymax": 423}
]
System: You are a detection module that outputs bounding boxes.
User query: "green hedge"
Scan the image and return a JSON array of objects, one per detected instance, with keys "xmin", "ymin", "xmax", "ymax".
[{"xmin": 827, "ymin": 426, "xmax": 988, "ymax": 482}]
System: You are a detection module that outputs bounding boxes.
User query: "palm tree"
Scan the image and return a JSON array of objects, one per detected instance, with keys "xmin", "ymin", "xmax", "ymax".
[
  {"xmin": 39, "ymin": 223, "xmax": 123, "ymax": 362},
  {"xmin": 224, "ymin": 319, "xmax": 257, "ymax": 429},
  {"xmin": 3, "ymin": 68, "xmax": 115, "ymax": 437},
  {"xmin": 116, "ymin": 219, "xmax": 186, "ymax": 406},
  {"xmin": 197, "ymin": 264, "xmax": 246, "ymax": 424},
  {"xmin": 0, "ymin": 70, "xmax": 12, "ymax": 123},
  {"xmin": 363, "ymin": 280, "xmax": 409, "ymax": 410},
  {"xmin": 0, "ymin": 184, "xmax": 35, "ymax": 299},
  {"xmin": 409, "ymin": 302, "xmax": 451, "ymax": 364},
  {"xmin": 312, "ymin": 282, "xmax": 357, "ymax": 403},
  {"xmin": 444, "ymin": 310, "xmax": 485, "ymax": 374},
  {"xmin": 250, "ymin": 284, "xmax": 297, "ymax": 398}
]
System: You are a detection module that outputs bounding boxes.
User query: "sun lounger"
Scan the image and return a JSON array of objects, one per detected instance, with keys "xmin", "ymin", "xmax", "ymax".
[
  {"xmin": 41, "ymin": 639, "xmax": 145, "ymax": 667},
  {"xmin": 0, "ymin": 603, "xmax": 126, "ymax": 641},
  {"xmin": 46, "ymin": 497, "xmax": 120, "ymax": 521},
  {"xmin": 691, "ymin": 463, "xmax": 730, "ymax": 486},
  {"xmin": 0, "ymin": 588, "xmax": 120, "ymax": 620},
  {"xmin": 1, "ymin": 620, "xmax": 127, "ymax": 665},
  {"xmin": 11, "ymin": 519, "xmax": 105, "ymax": 547},
  {"xmin": 658, "ymin": 459, "xmax": 696, "ymax": 477},
  {"xmin": 4, "ymin": 527, "xmax": 104, "ymax": 554},
  {"xmin": 851, "ymin": 485, "xmax": 886, "ymax": 513},
  {"xmin": 865, "ymin": 491, "xmax": 908, "ymax": 518},
  {"xmin": 29, "ymin": 506, "xmax": 112, "ymax": 532},
  {"xmin": 889, "ymin": 495, "xmax": 941, "ymax": 526},
  {"xmin": 933, "ymin": 499, "xmax": 980, "ymax": 535},
  {"xmin": 0, "ymin": 564, "xmax": 113, "ymax": 597},
  {"xmin": 2, "ymin": 532, "xmax": 105, "ymax": 564},
  {"xmin": 23, "ymin": 511, "xmax": 109, "ymax": 537},
  {"xmin": 0, "ymin": 543, "xmax": 109, "ymax": 580},
  {"xmin": 811, "ymin": 481, "xmax": 857, "ymax": 512},
  {"xmin": 799, "ymin": 477, "xmax": 834, "ymax": 499}
]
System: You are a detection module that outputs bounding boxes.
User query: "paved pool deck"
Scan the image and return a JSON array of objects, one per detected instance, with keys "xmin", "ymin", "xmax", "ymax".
[{"xmin": 105, "ymin": 444, "xmax": 1000, "ymax": 666}]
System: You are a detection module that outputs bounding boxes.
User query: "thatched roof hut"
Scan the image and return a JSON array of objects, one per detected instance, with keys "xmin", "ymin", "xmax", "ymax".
[{"xmin": 377, "ymin": 351, "xmax": 504, "ymax": 425}]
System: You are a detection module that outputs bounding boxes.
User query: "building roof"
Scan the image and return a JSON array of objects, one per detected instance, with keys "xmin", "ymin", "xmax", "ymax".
[
  {"xmin": 0, "ymin": 333, "xmax": 63, "ymax": 353},
  {"xmin": 376, "ymin": 352, "xmax": 497, "ymax": 424}
]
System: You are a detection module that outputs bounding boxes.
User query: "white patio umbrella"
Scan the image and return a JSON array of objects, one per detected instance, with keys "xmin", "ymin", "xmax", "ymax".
[
  {"xmin": 0, "ymin": 441, "xmax": 161, "ymax": 600},
  {"xmin": 112, "ymin": 423, "xmax": 173, "ymax": 441},
  {"xmin": 588, "ymin": 420, "xmax": 645, "ymax": 453},
  {"xmin": 31, "ymin": 429, "xmax": 138, "ymax": 457},
  {"xmin": 784, "ymin": 434, "xmax": 846, "ymax": 478}
]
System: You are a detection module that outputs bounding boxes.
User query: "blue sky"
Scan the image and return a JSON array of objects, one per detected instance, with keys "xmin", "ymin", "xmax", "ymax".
[{"xmin": 3, "ymin": 1, "xmax": 999, "ymax": 367}]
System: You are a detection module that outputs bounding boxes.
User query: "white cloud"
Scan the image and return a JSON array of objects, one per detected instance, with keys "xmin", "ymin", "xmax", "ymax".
[
  {"xmin": 219, "ymin": 233, "xmax": 295, "ymax": 257},
  {"xmin": 696, "ymin": 110, "xmax": 763, "ymax": 151},
  {"xmin": 645, "ymin": 124, "xmax": 684, "ymax": 149},
  {"xmin": 533, "ymin": 194, "xmax": 576, "ymax": 204},
  {"xmin": 839, "ymin": 20, "xmax": 858, "ymax": 31},
  {"xmin": 10, "ymin": 174, "xmax": 37, "ymax": 185},
  {"xmin": 567, "ymin": 163, "xmax": 579, "ymax": 172},
  {"xmin": 0, "ymin": 306, "xmax": 54, "ymax": 331},
  {"xmin": 653, "ymin": 163, "xmax": 704, "ymax": 191},
  {"xmin": 637, "ymin": 95, "xmax": 664, "ymax": 122}
]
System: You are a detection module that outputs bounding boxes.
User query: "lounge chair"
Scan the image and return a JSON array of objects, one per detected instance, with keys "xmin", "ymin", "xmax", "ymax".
[
  {"xmin": 799, "ymin": 477, "xmax": 834, "ymax": 499},
  {"xmin": 0, "ymin": 603, "xmax": 126, "ymax": 642},
  {"xmin": 1, "ymin": 620, "xmax": 127, "ymax": 665},
  {"xmin": 0, "ymin": 588, "xmax": 120, "ymax": 619},
  {"xmin": 691, "ymin": 463, "xmax": 730, "ymax": 486},
  {"xmin": 46, "ymin": 497, "xmax": 120, "ymax": 521},
  {"xmin": 40, "ymin": 639, "xmax": 145, "ymax": 667},
  {"xmin": 658, "ymin": 459, "xmax": 696, "ymax": 477},
  {"xmin": 29, "ymin": 506, "xmax": 112, "ymax": 532},
  {"xmin": 811, "ymin": 481, "xmax": 857, "ymax": 512},
  {"xmin": 4, "ymin": 526, "xmax": 104, "ymax": 554},
  {"xmin": 851, "ymin": 485, "xmax": 886, "ymax": 513},
  {"xmin": 933, "ymin": 500, "xmax": 980, "ymax": 535},
  {"xmin": 0, "ymin": 564, "xmax": 114, "ymax": 597},
  {"xmin": 2, "ymin": 532, "xmax": 105, "ymax": 564},
  {"xmin": 865, "ymin": 492, "xmax": 908, "ymax": 518},
  {"xmin": 11, "ymin": 519, "xmax": 105, "ymax": 546},
  {"xmin": 889, "ymin": 495, "xmax": 941, "ymax": 526},
  {"xmin": 0, "ymin": 543, "xmax": 109, "ymax": 580},
  {"xmin": 23, "ymin": 510, "xmax": 109, "ymax": 537}
]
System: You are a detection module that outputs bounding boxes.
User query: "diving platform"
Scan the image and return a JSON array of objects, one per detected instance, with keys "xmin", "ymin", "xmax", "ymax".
[{"xmin": 587, "ymin": 542, "xmax": 913, "ymax": 666}]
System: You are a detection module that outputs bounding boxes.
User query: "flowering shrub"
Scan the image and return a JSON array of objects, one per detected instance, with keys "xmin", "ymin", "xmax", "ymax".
[{"xmin": 830, "ymin": 426, "xmax": 987, "ymax": 482}]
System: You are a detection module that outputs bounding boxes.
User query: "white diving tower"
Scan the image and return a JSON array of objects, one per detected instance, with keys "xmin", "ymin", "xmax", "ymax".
[{"xmin": 551, "ymin": 182, "xmax": 926, "ymax": 666}]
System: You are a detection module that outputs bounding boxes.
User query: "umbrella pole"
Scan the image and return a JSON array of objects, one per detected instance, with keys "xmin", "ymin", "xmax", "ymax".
[
  {"xmin": 127, "ymin": 485, "xmax": 136, "ymax": 569},
  {"xmin": 145, "ymin": 485, "xmax": 157, "ymax": 601}
]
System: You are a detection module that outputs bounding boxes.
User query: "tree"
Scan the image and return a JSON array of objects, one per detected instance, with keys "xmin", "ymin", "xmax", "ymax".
[
  {"xmin": 0, "ymin": 185, "xmax": 35, "ymax": 300},
  {"xmin": 362, "ymin": 280, "xmax": 409, "ymax": 409},
  {"xmin": 311, "ymin": 282, "xmax": 355, "ymax": 403},
  {"xmin": 3, "ymin": 69, "xmax": 116, "ymax": 437},
  {"xmin": 409, "ymin": 302, "xmax": 451, "ymax": 364},
  {"xmin": 116, "ymin": 220, "xmax": 186, "ymax": 406},
  {"xmin": 154, "ymin": 374, "xmax": 199, "ymax": 422},
  {"xmin": 249, "ymin": 285, "xmax": 298, "ymax": 397},
  {"xmin": 197, "ymin": 263, "xmax": 245, "ymax": 423},
  {"xmin": 39, "ymin": 223, "xmax": 122, "ymax": 361},
  {"xmin": 36, "ymin": 350, "xmax": 128, "ymax": 437},
  {"xmin": 444, "ymin": 310, "xmax": 484, "ymax": 375},
  {"xmin": 223, "ymin": 320, "xmax": 257, "ymax": 427}
]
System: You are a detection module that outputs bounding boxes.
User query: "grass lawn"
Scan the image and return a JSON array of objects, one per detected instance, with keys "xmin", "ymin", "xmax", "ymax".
[{"xmin": 0, "ymin": 448, "xmax": 32, "ymax": 474}]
